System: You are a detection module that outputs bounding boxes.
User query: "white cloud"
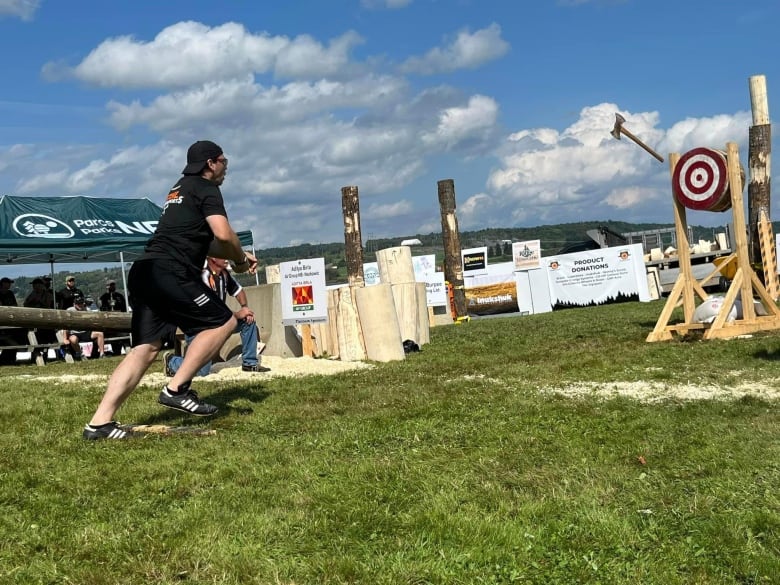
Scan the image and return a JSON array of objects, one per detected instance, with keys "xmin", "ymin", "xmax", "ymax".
[
  {"xmin": 401, "ymin": 23, "xmax": 509, "ymax": 75},
  {"xmin": 471, "ymin": 102, "xmax": 749, "ymax": 231},
  {"xmin": 423, "ymin": 95, "xmax": 499, "ymax": 150},
  {"xmin": 365, "ymin": 200, "xmax": 413, "ymax": 219},
  {"xmin": 0, "ymin": 0, "xmax": 38, "ymax": 20},
  {"xmin": 43, "ymin": 22, "xmax": 363, "ymax": 88}
]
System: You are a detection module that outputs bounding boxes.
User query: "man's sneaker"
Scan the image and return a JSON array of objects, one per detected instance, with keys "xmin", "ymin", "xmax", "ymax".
[
  {"xmin": 242, "ymin": 364, "xmax": 271, "ymax": 372},
  {"xmin": 163, "ymin": 351, "xmax": 175, "ymax": 377},
  {"xmin": 83, "ymin": 421, "xmax": 133, "ymax": 440},
  {"xmin": 158, "ymin": 384, "xmax": 218, "ymax": 416}
]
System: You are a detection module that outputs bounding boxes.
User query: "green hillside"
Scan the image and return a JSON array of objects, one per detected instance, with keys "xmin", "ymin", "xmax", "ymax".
[{"xmin": 1, "ymin": 220, "xmax": 740, "ymax": 298}]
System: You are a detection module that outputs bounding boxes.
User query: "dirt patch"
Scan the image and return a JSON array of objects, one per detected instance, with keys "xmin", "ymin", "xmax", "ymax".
[
  {"xmin": 10, "ymin": 355, "xmax": 373, "ymax": 387},
  {"xmin": 543, "ymin": 380, "xmax": 780, "ymax": 402}
]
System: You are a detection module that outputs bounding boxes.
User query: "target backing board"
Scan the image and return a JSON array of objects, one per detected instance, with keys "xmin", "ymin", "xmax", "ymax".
[{"xmin": 672, "ymin": 147, "xmax": 731, "ymax": 211}]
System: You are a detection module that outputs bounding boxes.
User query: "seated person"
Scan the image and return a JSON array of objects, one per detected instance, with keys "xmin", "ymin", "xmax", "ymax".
[
  {"xmin": 62, "ymin": 295, "xmax": 105, "ymax": 360},
  {"xmin": 23, "ymin": 277, "xmax": 58, "ymax": 344}
]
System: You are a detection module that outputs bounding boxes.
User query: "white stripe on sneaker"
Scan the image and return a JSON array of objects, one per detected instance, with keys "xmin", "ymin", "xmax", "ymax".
[
  {"xmin": 108, "ymin": 428, "xmax": 126, "ymax": 439},
  {"xmin": 181, "ymin": 399, "xmax": 198, "ymax": 411}
]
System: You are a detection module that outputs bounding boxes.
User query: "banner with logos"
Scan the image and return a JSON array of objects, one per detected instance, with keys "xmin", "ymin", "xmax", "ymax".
[
  {"xmin": 464, "ymin": 272, "xmax": 519, "ymax": 316},
  {"xmin": 545, "ymin": 244, "xmax": 650, "ymax": 309}
]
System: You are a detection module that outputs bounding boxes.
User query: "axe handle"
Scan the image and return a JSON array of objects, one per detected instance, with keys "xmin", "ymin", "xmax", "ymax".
[{"xmin": 619, "ymin": 127, "xmax": 665, "ymax": 163}]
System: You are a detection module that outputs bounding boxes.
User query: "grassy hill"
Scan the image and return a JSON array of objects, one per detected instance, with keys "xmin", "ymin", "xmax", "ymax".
[{"xmin": 4, "ymin": 220, "xmax": 735, "ymax": 297}]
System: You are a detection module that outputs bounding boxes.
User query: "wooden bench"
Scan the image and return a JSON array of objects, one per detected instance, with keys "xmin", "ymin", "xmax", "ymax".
[{"xmin": 0, "ymin": 327, "xmax": 132, "ymax": 365}]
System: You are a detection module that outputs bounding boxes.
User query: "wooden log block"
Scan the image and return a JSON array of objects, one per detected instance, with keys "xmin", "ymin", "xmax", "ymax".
[
  {"xmin": 335, "ymin": 286, "xmax": 366, "ymax": 361},
  {"xmin": 0, "ymin": 306, "xmax": 130, "ymax": 331},
  {"xmin": 391, "ymin": 282, "xmax": 419, "ymax": 342},
  {"xmin": 376, "ymin": 246, "xmax": 415, "ymax": 284},
  {"xmin": 354, "ymin": 284, "xmax": 404, "ymax": 362},
  {"xmin": 415, "ymin": 281, "xmax": 430, "ymax": 345},
  {"xmin": 326, "ymin": 288, "xmax": 340, "ymax": 359}
]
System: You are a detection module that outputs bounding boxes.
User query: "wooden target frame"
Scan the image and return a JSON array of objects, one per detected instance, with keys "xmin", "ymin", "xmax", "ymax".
[{"xmin": 647, "ymin": 142, "xmax": 780, "ymax": 342}]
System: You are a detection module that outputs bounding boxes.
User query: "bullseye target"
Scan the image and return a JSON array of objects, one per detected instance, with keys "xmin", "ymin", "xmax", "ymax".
[{"xmin": 672, "ymin": 147, "xmax": 736, "ymax": 212}]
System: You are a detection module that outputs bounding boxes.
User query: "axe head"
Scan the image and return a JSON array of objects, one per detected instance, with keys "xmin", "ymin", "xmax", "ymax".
[{"xmin": 610, "ymin": 113, "xmax": 626, "ymax": 140}]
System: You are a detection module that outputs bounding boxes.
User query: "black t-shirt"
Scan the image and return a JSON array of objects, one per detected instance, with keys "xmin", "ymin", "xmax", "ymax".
[{"xmin": 140, "ymin": 175, "xmax": 228, "ymax": 274}]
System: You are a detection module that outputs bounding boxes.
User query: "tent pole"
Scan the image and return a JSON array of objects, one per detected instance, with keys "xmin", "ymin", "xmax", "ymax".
[
  {"xmin": 253, "ymin": 245, "xmax": 259, "ymax": 285},
  {"xmin": 49, "ymin": 257, "xmax": 56, "ymax": 308},
  {"xmin": 120, "ymin": 252, "xmax": 129, "ymax": 310}
]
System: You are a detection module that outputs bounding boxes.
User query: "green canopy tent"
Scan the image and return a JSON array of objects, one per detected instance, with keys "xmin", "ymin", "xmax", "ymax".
[{"xmin": 0, "ymin": 195, "xmax": 255, "ymax": 305}]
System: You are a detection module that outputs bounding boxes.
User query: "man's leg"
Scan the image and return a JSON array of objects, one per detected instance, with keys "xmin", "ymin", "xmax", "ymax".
[
  {"xmin": 89, "ymin": 342, "xmax": 162, "ymax": 425},
  {"xmin": 165, "ymin": 334, "xmax": 212, "ymax": 378},
  {"xmin": 167, "ymin": 317, "xmax": 236, "ymax": 391},
  {"xmin": 238, "ymin": 320, "xmax": 259, "ymax": 368}
]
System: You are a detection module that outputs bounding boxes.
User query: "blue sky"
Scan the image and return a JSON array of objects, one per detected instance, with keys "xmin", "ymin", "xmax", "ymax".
[{"xmin": 1, "ymin": 0, "xmax": 778, "ymax": 261}]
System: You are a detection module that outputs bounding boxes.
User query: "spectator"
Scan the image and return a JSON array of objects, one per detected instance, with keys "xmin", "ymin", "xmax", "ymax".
[
  {"xmin": 0, "ymin": 277, "xmax": 25, "ymax": 365},
  {"xmin": 57, "ymin": 275, "xmax": 84, "ymax": 310},
  {"xmin": 99, "ymin": 280, "xmax": 128, "ymax": 356},
  {"xmin": 0, "ymin": 277, "xmax": 17, "ymax": 306},
  {"xmin": 99, "ymin": 280, "xmax": 127, "ymax": 312},
  {"xmin": 63, "ymin": 294, "xmax": 105, "ymax": 360},
  {"xmin": 24, "ymin": 278, "xmax": 57, "ymax": 344}
]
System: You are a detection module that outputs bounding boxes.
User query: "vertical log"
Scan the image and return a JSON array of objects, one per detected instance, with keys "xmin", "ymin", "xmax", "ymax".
[
  {"xmin": 341, "ymin": 185, "xmax": 365, "ymax": 287},
  {"xmin": 437, "ymin": 179, "xmax": 467, "ymax": 318},
  {"xmin": 748, "ymin": 75, "xmax": 771, "ymax": 265}
]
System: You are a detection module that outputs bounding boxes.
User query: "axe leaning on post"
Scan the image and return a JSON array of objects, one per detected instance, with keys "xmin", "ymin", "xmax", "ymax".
[{"xmin": 610, "ymin": 113, "xmax": 665, "ymax": 163}]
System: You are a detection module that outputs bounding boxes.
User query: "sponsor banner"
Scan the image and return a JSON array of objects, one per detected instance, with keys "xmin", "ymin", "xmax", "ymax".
[
  {"xmin": 412, "ymin": 254, "xmax": 436, "ymax": 280},
  {"xmin": 363, "ymin": 262, "xmax": 381, "ymax": 286},
  {"xmin": 512, "ymin": 239, "xmax": 541, "ymax": 271},
  {"xmin": 280, "ymin": 258, "xmax": 328, "ymax": 326},
  {"xmin": 424, "ymin": 272, "xmax": 448, "ymax": 307},
  {"xmin": 462, "ymin": 246, "xmax": 488, "ymax": 277},
  {"xmin": 546, "ymin": 244, "xmax": 650, "ymax": 309},
  {"xmin": 464, "ymin": 272, "xmax": 518, "ymax": 316}
]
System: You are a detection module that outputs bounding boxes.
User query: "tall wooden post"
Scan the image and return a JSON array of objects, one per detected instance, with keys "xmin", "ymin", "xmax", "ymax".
[
  {"xmin": 437, "ymin": 179, "xmax": 467, "ymax": 318},
  {"xmin": 341, "ymin": 185, "xmax": 364, "ymax": 287},
  {"xmin": 748, "ymin": 74, "xmax": 771, "ymax": 265}
]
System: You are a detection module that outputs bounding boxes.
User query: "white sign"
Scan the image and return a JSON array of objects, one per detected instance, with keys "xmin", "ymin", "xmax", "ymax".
[
  {"xmin": 424, "ymin": 272, "xmax": 448, "ymax": 306},
  {"xmin": 280, "ymin": 258, "xmax": 328, "ymax": 326},
  {"xmin": 363, "ymin": 262, "xmax": 381, "ymax": 286},
  {"xmin": 412, "ymin": 254, "xmax": 436, "ymax": 280},
  {"xmin": 546, "ymin": 244, "xmax": 650, "ymax": 308},
  {"xmin": 462, "ymin": 246, "xmax": 488, "ymax": 277},
  {"xmin": 512, "ymin": 239, "xmax": 541, "ymax": 271}
]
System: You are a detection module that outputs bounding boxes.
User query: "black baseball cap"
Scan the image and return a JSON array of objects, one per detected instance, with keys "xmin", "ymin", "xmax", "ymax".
[{"xmin": 182, "ymin": 140, "xmax": 223, "ymax": 175}]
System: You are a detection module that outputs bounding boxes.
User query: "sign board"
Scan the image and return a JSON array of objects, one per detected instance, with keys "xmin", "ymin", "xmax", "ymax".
[
  {"xmin": 464, "ymin": 272, "xmax": 518, "ymax": 316},
  {"xmin": 512, "ymin": 239, "xmax": 541, "ymax": 271},
  {"xmin": 280, "ymin": 258, "xmax": 328, "ymax": 326},
  {"xmin": 412, "ymin": 254, "xmax": 436, "ymax": 280},
  {"xmin": 545, "ymin": 244, "xmax": 650, "ymax": 309},
  {"xmin": 461, "ymin": 246, "xmax": 488, "ymax": 277},
  {"xmin": 363, "ymin": 261, "xmax": 381, "ymax": 286},
  {"xmin": 424, "ymin": 272, "xmax": 448, "ymax": 307}
]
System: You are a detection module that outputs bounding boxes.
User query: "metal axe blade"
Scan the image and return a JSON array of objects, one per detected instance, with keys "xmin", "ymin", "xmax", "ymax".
[{"xmin": 610, "ymin": 113, "xmax": 664, "ymax": 163}]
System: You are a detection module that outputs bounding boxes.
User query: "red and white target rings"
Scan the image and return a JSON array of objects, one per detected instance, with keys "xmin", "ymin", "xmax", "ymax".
[{"xmin": 672, "ymin": 147, "xmax": 735, "ymax": 212}]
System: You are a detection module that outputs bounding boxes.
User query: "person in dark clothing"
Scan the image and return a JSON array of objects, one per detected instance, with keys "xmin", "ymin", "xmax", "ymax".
[
  {"xmin": 83, "ymin": 140, "xmax": 257, "ymax": 440},
  {"xmin": 99, "ymin": 280, "xmax": 129, "ymax": 355},
  {"xmin": 57, "ymin": 275, "xmax": 84, "ymax": 310},
  {"xmin": 0, "ymin": 277, "xmax": 26, "ymax": 365}
]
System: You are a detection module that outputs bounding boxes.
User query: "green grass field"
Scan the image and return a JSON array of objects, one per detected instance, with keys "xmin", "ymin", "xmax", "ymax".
[{"xmin": 1, "ymin": 300, "xmax": 779, "ymax": 584}]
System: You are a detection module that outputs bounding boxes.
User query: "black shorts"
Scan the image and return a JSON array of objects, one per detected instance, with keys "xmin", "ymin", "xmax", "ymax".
[{"xmin": 128, "ymin": 258, "xmax": 234, "ymax": 347}]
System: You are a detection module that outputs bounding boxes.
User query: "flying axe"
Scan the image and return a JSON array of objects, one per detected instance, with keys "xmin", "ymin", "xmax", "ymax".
[{"xmin": 610, "ymin": 113, "xmax": 664, "ymax": 163}]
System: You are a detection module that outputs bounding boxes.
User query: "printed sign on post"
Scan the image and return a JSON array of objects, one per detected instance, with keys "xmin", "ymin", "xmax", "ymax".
[
  {"xmin": 461, "ymin": 246, "xmax": 488, "ymax": 277},
  {"xmin": 280, "ymin": 258, "xmax": 328, "ymax": 326},
  {"xmin": 424, "ymin": 272, "xmax": 448, "ymax": 307},
  {"xmin": 512, "ymin": 239, "xmax": 541, "ymax": 271}
]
